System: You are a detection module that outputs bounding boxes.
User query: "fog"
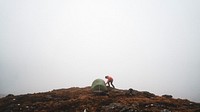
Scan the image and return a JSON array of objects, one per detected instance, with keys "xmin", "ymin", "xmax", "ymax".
[{"xmin": 0, "ymin": 0, "xmax": 200, "ymax": 102}]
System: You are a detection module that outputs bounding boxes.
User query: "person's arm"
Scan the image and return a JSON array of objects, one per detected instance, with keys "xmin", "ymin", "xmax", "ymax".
[{"xmin": 105, "ymin": 80, "xmax": 108, "ymax": 84}]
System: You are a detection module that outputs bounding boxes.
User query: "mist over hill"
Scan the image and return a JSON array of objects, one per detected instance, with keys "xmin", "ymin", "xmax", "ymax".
[{"xmin": 0, "ymin": 94, "xmax": 5, "ymax": 98}]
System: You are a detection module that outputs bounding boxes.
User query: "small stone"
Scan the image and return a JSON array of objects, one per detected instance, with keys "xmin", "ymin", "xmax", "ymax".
[
  {"xmin": 161, "ymin": 109, "xmax": 171, "ymax": 112},
  {"xmin": 162, "ymin": 95, "xmax": 173, "ymax": 98}
]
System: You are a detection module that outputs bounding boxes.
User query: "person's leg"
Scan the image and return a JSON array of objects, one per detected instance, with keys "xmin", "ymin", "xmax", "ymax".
[
  {"xmin": 111, "ymin": 81, "xmax": 115, "ymax": 88},
  {"xmin": 107, "ymin": 82, "xmax": 110, "ymax": 87}
]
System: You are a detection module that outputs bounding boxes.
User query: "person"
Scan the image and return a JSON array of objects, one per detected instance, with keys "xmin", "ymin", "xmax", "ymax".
[{"xmin": 105, "ymin": 75, "xmax": 115, "ymax": 88}]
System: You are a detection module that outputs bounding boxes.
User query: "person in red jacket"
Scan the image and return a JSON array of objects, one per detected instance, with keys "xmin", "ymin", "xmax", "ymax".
[{"xmin": 105, "ymin": 75, "xmax": 115, "ymax": 88}]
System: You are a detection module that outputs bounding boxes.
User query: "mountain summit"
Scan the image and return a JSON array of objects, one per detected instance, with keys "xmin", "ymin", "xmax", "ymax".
[{"xmin": 0, "ymin": 87, "xmax": 200, "ymax": 112}]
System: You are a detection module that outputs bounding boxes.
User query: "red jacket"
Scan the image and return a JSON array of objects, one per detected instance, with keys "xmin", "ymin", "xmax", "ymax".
[{"xmin": 106, "ymin": 76, "xmax": 113, "ymax": 82}]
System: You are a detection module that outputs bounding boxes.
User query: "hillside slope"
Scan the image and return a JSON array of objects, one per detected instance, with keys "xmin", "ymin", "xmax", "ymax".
[{"xmin": 0, "ymin": 87, "xmax": 200, "ymax": 112}]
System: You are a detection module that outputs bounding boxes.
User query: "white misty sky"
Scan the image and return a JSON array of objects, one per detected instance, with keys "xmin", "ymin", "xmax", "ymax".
[{"xmin": 0, "ymin": 0, "xmax": 200, "ymax": 102}]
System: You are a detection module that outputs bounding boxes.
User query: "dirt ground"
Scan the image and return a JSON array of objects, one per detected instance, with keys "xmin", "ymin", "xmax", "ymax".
[{"xmin": 0, "ymin": 87, "xmax": 200, "ymax": 112}]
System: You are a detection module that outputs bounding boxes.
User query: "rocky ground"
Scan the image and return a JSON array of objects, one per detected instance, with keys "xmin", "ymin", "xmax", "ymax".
[{"xmin": 0, "ymin": 87, "xmax": 200, "ymax": 112}]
